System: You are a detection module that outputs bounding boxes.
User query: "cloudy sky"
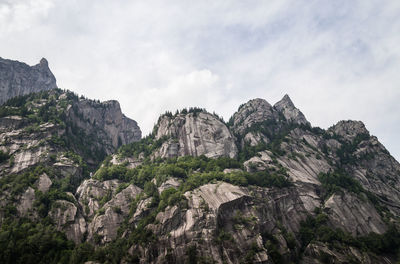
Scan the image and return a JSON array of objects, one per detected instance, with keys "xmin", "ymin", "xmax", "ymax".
[{"xmin": 1, "ymin": 0, "xmax": 399, "ymax": 161}]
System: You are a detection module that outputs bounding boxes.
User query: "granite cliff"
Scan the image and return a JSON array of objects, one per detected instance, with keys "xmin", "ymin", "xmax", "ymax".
[
  {"xmin": 0, "ymin": 88, "xmax": 141, "ymax": 178},
  {"xmin": 0, "ymin": 57, "xmax": 57, "ymax": 104},
  {"xmin": 153, "ymin": 111, "xmax": 237, "ymax": 159}
]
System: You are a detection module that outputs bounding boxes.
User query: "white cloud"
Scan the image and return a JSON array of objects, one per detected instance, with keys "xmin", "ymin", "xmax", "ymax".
[
  {"xmin": 0, "ymin": 0, "xmax": 399, "ymax": 160},
  {"xmin": 0, "ymin": 0, "xmax": 54, "ymax": 32},
  {"xmin": 118, "ymin": 69, "xmax": 223, "ymax": 133}
]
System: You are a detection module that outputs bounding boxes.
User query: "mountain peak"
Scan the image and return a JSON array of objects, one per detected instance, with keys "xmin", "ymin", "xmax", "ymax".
[
  {"xmin": 274, "ymin": 94, "xmax": 309, "ymax": 125},
  {"xmin": 0, "ymin": 57, "xmax": 57, "ymax": 104},
  {"xmin": 39, "ymin": 57, "xmax": 49, "ymax": 68},
  {"xmin": 280, "ymin": 94, "xmax": 294, "ymax": 106},
  {"xmin": 274, "ymin": 94, "xmax": 294, "ymax": 109},
  {"xmin": 328, "ymin": 120, "xmax": 369, "ymax": 141},
  {"xmin": 231, "ymin": 97, "xmax": 277, "ymax": 135}
]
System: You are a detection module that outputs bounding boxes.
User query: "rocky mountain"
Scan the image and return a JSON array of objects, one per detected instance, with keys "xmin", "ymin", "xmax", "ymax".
[
  {"xmin": 0, "ymin": 88, "xmax": 141, "ymax": 178},
  {"xmin": 66, "ymin": 97, "xmax": 141, "ymax": 157},
  {"xmin": 0, "ymin": 57, "xmax": 57, "ymax": 104},
  {"xmin": 153, "ymin": 110, "xmax": 237, "ymax": 159},
  {"xmin": 0, "ymin": 58, "xmax": 399, "ymax": 264}
]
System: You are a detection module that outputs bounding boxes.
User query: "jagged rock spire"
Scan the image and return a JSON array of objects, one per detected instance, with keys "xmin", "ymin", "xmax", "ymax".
[
  {"xmin": 39, "ymin": 57, "xmax": 49, "ymax": 68},
  {"xmin": 274, "ymin": 94, "xmax": 310, "ymax": 125}
]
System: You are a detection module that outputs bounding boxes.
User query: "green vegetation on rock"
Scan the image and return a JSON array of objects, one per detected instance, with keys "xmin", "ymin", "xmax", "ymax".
[
  {"xmin": 299, "ymin": 209, "xmax": 400, "ymax": 258},
  {"xmin": 0, "ymin": 150, "xmax": 10, "ymax": 163},
  {"xmin": 94, "ymin": 155, "xmax": 290, "ymax": 190}
]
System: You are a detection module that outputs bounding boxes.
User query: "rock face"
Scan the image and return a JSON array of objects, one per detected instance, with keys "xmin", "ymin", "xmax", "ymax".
[
  {"xmin": 158, "ymin": 178, "xmax": 181, "ymax": 193},
  {"xmin": 49, "ymin": 199, "xmax": 86, "ymax": 243},
  {"xmin": 154, "ymin": 111, "xmax": 238, "ymax": 158},
  {"xmin": 231, "ymin": 95, "xmax": 310, "ymax": 149},
  {"xmin": 231, "ymin": 98, "xmax": 278, "ymax": 136},
  {"xmin": 16, "ymin": 187, "xmax": 36, "ymax": 217},
  {"xmin": 0, "ymin": 89, "xmax": 141, "ymax": 178},
  {"xmin": 328, "ymin": 120, "xmax": 369, "ymax": 141},
  {"xmin": 86, "ymin": 183, "xmax": 142, "ymax": 244},
  {"xmin": 328, "ymin": 120, "xmax": 400, "ymax": 215},
  {"xmin": 36, "ymin": 173, "xmax": 52, "ymax": 193},
  {"xmin": 274, "ymin": 94, "xmax": 310, "ymax": 126},
  {"xmin": 324, "ymin": 191, "xmax": 387, "ymax": 235},
  {"xmin": 0, "ymin": 57, "xmax": 57, "ymax": 104},
  {"xmin": 231, "ymin": 95, "xmax": 310, "ymax": 137},
  {"xmin": 76, "ymin": 179, "xmax": 122, "ymax": 219},
  {"xmin": 75, "ymin": 179, "xmax": 143, "ymax": 244},
  {"xmin": 143, "ymin": 182, "xmax": 319, "ymax": 263},
  {"xmin": 67, "ymin": 99, "xmax": 141, "ymax": 154},
  {"xmin": 301, "ymin": 241, "xmax": 390, "ymax": 264}
]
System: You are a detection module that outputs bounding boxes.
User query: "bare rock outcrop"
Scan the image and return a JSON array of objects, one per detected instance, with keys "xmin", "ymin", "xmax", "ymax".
[
  {"xmin": 130, "ymin": 197, "xmax": 152, "ymax": 226},
  {"xmin": 36, "ymin": 173, "xmax": 52, "ymax": 193},
  {"xmin": 158, "ymin": 178, "xmax": 181, "ymax": 193},
  {"xmin": 324, "ymin": 192, "xmax": 387, "ymax": 235},
  {"xmin": 327, "ymin": 120, "xmax": 400, "ymax": 214},
  {"xmin": 49, "ymin": 200, "xmax": 86, "ymax": 243},
  {"xmin": 154, "ymin": 112, "xmax": 237, "ymax": 158},
  {"xmin": 86, "ymin": 183, "xmax": 142, "ymax": 244},
  {"xmin": 145, "ymin": 182, "xmax": 320, "ymax": 263},
  {"xmin": 273, "ymin": 94, "xmax": 310, "ymax": 126},
  {"xmin": 0, "ymin": 115, "xmax": 29, "ymax": 130},
  {"xmin": 74, "ymin": 179, "xmax": 142, "ymax": 244},
  {"xmin": 110, "ymin": 154, "xmax": 142, "ymax": 169},
  {"xmin": 328, "ymin": 120, "xmax": 369, "ymax": 141},
  {"xmin": 230, "ymin": 95, "xmax": 310, "ymax": 148},
  {"xmin": 244, "ymin": 128, "xmax": 333, "ymax": 185},
  {"xmin": 231, "ymin": 98, "xmax": 278, "ymax": 136},
  {"xmin": 17, "ymin": 187, "xmax": 36, "ymax": 217},
  {"xmin": 301, "ymin": 241, "xmax": 391, "ymax": 264},
  {"xmin": 76, "ymin": 179, "xmax": 121, "ymax": 218},
  {"xmin": 0, "ymin": 57, "xmax": 57, "ymax": 105},
  {"xmin": 67, "ymin": 99, "xmax": 141, "ymax": 154}
]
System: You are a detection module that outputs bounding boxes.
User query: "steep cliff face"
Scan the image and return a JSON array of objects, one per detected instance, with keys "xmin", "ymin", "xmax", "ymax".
[
  {"xmin": 0, "ymin": 57, "xmax": 141, "ymax": 157},
  {"xmin": 67, "ymin": 99, "xmax": 141, "ymax": 155},
  {"xmin": 154, "ymin": 111, "xmax": 237, "ymax": 159},
  {"xmin": 143, "ymin": 182, "xmax": 315, "ymax": 264},
  {"xmin": 0, "ymin": 57, "xmax": 57, "ymax": 104},
  {"xmin": 0, "ymin": 89, "xmax": 141, "ymax": 175}
]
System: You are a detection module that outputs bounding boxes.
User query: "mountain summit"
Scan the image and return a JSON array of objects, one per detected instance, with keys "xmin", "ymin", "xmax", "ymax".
[
  {"xmin": 274, "ymin": 94, "xmax": 310, "ymax": 126},
  {"xmin": 0, "ymin": 57, "xmax": 57, "ymax": 104}
]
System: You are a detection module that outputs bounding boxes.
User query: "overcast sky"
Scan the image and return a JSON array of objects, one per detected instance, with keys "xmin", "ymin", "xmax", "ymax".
[{"xmin": 1, "ymin": 0, "xmax": 399, "ymax": 161}]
